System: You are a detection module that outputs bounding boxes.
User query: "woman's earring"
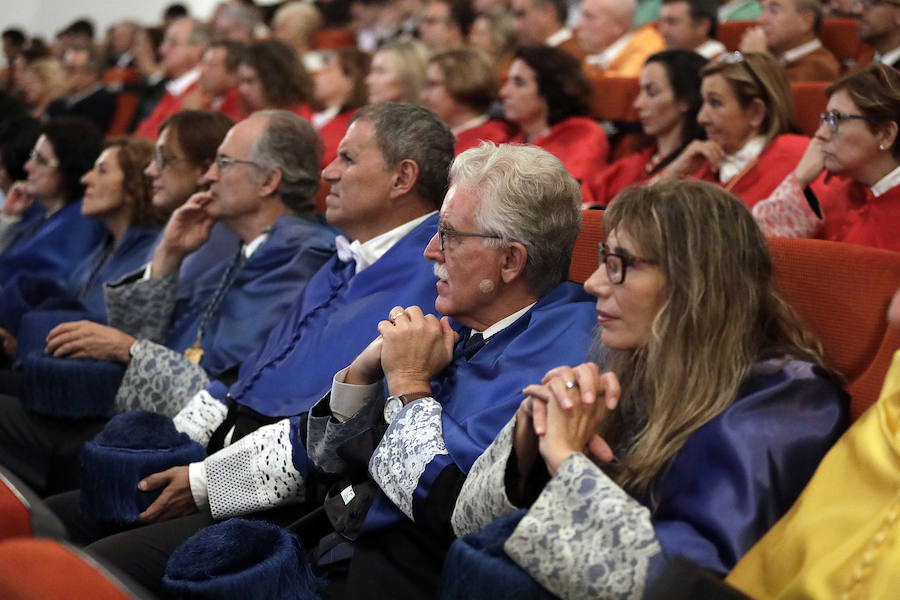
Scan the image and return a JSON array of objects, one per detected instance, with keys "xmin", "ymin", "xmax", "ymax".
[{"xmin": 880, "ymin": 144, "xmax": 887, "ymax": 151}]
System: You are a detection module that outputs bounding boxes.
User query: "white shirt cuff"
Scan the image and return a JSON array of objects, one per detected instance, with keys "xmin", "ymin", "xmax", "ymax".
[
  {"xmin": 330, "ymin": 366, "xmax": 382, "ymax": 422},
  {"xmin": 141, "ymin": 262, "xmax": 153, "ymax": 280},
  {"xmin": 188, "ymin": 461, "xmax": 210, "ymax": 512}
]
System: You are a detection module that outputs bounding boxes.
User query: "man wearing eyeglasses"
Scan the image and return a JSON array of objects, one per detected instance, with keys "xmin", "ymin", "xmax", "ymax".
[
  {"xmin": 854, "ymin": 0, "xmax": 900, "ymax": 69},
  {"xmin": 45, "ymin": 44, "xmax": 115, "ymax": 133}
]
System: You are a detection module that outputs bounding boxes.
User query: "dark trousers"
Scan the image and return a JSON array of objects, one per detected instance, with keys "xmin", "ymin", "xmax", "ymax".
[{"xmin": 0, "ymin": 394, "xmax": 107, "ymax": 495}]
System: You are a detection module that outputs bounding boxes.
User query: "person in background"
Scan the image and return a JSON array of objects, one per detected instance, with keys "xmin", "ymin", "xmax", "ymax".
[
  {"xmin": 511, "ymin": 0, "xmax": 587, "ymax": 61},
  {"xmin": 181, "ymin": 40, "xmax": 246, "ymax": 122},
  {"xmin": 467, "ymin": 10, "xmax": 517, "ymax": 77},
  {"xmin": 236, "ymin": 40, "xmax": 314, "ymax": 119},
  {"xmin": 311, "ymin": 48, "xmax": 371, "ymax": 168},
  {"xmin": 365, "ymin": 40, "xmax": 430, "ymax": 103},
  {"xmin": 271, "ymin": 1, "xmax": 326, "ymax": 72},
  {"xmin": 659, "ymin": 0, "xmax": 726, "ymax": 59},
  {"xmin": 578, "ymin": 0, "xmax": 665, "ymax": 78},
  {"xmin": 46, "ymin": 44, "xmax": 116, "ymax": 133},
  {"xmin": 852, "ymin": 0, "xmax": 900, "ymax": 69},
  {"xmin": 18, "ymin": 56, "xmax": 66, "ymax": 120},
  {"xmin": 418, "ymin": 0, "xmax": 475, "ymax": 51}
]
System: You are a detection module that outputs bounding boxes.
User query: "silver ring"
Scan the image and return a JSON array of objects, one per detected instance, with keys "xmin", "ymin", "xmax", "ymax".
[
  {"xmin": 389, "ymin": 310, "xmax": 405, "ymax": 324},
  {"xmin": 565, "ymin": 380, "xmax": 577, "ymax": 390}
]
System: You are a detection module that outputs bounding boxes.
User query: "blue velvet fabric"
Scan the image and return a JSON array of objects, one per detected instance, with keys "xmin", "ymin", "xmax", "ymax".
[
  {"xmin": 19, "ymin": 353, "xmax": 125, "ymax": 418},
  {"xmin": 164, "ymin": 214, "xmax": 337, "ymax": 378},
  {"xmin": 0, "ymin": 224, "xmax": 159, "ymax": 335},
  {"xmin": 0, "ymin": 200, "xmax": 106, "ymax": 284},
  {"xmin": 208, "ymin": 213, "xmax": 441, "ymax": 418},
  {"xmin": 363, "ymin": 281, "xmax": 598, "ymax": 531}
]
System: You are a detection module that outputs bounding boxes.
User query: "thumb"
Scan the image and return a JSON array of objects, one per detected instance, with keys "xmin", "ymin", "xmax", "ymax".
[{"xmin": 440, "ymin": 316, "xmax": 458, "ymax": 356}]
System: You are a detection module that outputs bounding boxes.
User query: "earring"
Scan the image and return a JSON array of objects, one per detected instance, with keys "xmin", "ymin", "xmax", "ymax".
[{"xmin": 880, "ymin": 144, "xmax": 886, "ymax": 151}]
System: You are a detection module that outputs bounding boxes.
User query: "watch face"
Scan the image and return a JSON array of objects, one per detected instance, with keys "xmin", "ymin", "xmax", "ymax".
[{"xmin": 384, "ymin": 396, "xmax": 403, "ymax": 424}]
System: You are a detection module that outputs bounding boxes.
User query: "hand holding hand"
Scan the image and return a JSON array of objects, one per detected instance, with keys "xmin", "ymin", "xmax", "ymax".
[
  {"xmin": 379, "ymin": 306, "xmax": 457, "ymax": 396},
  {"xmin": 45, "ymin": 321, "xmax": 135, "ymax": 362},
  {"xmin": 138, "ymin": 466, "xmax": 198, "ymax": 523},
  {"xmin": 345, "ymin": 335, "xmax": 385, "ymax": 385}
]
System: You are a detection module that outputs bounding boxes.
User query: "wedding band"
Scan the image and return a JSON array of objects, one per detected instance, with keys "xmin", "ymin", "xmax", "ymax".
[
  {"xmin": 389, "ymin": 309, "xmax": 405, "ymax": 324},
  {"xmin": 565, "ymin": 380, "xmax": 577, "ymax": 390}
]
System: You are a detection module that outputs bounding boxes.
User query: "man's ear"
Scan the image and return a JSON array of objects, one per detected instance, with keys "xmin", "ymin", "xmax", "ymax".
[
  {"xmin": 500, "ymin": 241, "xmax": 528, "ymax": 284},
  {"xmin": 389, "ymin": 159, "xmax": 419, "ymax": 199},
  {"xmin": 258, "ymin": 167, "xmax": 283, "ymax": 198}
]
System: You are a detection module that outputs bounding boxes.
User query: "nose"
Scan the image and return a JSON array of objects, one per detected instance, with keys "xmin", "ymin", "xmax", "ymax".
[
  {"xmin": 813, "ymin": 120, "xmax": 831, "ymax": 142},
  {"xmin": 321, "ymin": 158, "xmax": 339, "ymax": 182},
  {"xmin": 201, "ymin": 161, "xmax": 218, "ymax": 184},
  {"xmin": 499, "ymin": 80, "xmax": 511, "ymax": 100},
  {"xmin": 80, "ymin": 170, "xmax": 92, "ymax": 186},
  {"xmin": 697, "ymin": 102, "xmax": 711, "ymax": 126},
  {"xmin": 423, "ymin": 231, "xmax": 442, "ymax": 261},
  {"xmin": 633, "ymin": 91, "xmax": 646, "ymax": 111},
  {"xmin": 145, "ymin": 159, "xmax": 158, "ymax": 178},
  {"xmin": 583, "ymin": 262, "xmax": 612, "ymax": 299}
]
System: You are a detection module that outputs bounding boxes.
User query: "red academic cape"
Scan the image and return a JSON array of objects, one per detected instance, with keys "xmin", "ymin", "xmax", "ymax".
[
  {"xmin": 454, "ymin": 119, "xmax": 513, "ymax": 156},
  {"xmin": 316, "ymin": 109, "xmax": 354, "ymax": 169},
  {"xmin": 511, "ymin": 116, "xmax": 610, "ymax": 204},
  {"xmin": 135, "ymin": 80, "xmax": 199, "ymax": 140},
  {"xmin": 692, "ymin": 134, "xmax": 825, "ymax": 209},
  {"xmin": 586, "ymin": 145, "xmax": 656, "ymax": 207},
  {"xmin": 817, "ymin": 178, "xmax": 900, "ymax": 252},
  {"xmin": 214, "ymin": 88, "xmax": 248, "ymax": 122}
]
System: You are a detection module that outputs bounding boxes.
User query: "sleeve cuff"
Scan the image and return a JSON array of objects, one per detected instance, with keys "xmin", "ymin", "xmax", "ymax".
[
  {"xmin": 330, "ymin": 366, "xmax": 383, "ymax": 423},
  {"xmin": 188, "ymin": 461, "xmax": 210, "ymax": 512}
]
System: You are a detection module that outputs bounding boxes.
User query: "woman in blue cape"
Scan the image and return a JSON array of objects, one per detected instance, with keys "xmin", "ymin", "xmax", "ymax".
[{"xmin": 444, "ymin": 179, "xmax": 848, "ymax": 599}]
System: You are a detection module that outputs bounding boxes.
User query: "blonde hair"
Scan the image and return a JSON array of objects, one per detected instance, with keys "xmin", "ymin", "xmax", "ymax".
[
  {"xmin": 26, "ymin": 57, "xmax": 67, "ymax": 102},
  {"xmin": 701, "ymin": 52, "xmax": 797, "ymax": 146},
  {"xmin": 597, "ymin": 180, "xmax": 827, "ymax": 501},
  {"xmin": 377, "ymin": 40, "xmax": 430, "ymax": 104}
]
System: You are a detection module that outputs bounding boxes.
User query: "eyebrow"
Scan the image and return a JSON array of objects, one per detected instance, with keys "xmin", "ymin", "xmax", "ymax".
[{"xmin": 438, "ymin": 219, "xmax": 458, "ymax": 232}]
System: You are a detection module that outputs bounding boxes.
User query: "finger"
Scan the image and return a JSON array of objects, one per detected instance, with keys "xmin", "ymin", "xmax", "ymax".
[
  {"xmin": 522, "ymin": 383, "xmax": 553, "ymax": 404},
  {"xmin": 587, "ymin": 434, "xmax": 615, "ymax": 463},
  {"xmin": 519, "ymin": 396, "xmax": 534, "ymax": 417},
  {"xmin": 138, "ymin": 470, "xmax": 170, "ymax": 492},
  {"xmin": 439, "ymin": 316, "xmax": 457, "ymax": 355},
  {"xmin": 573, "ymin": 363, "xmax": 600, "ymax": 405},
  {"xmin": 388, "ymin": 306, "xmax": 407, "ymax": 323},
  {"xmin": 532, "ymin": 396, "xmax": 548, "ymax": 436},
  {"xmin": 541, "ymin": 365, "xmax": 575, "ymax": 385},
  {"xmin": 404, "ymin": 305, "xmax": 424, "ymax": 320},
  {"xmin": 599, "ymin": 372, "xmax": 621, "ymax": 410},
  {"xmin": 376, "ymin": 319, "xmax": 394, "ymax": 335},
  {"xmin": 139, "ymin": 497, "xmax": 166, "ymax": 522},
  {"xmin": 51, "ymin": 340, "xmax": 82, "ymax": 357},
  {"xmin": 546, "ymin": 376, "xmax": 576, "ymax": 410}
]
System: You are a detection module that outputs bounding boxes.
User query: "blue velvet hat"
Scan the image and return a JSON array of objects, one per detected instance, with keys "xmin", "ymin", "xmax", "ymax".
[
  {"xmin": 80, "ymin": 411, "xmax": 206, "ymax": 524},
  {"xmin": 163, "ymin": 518, "xmax": 323, "ymax": 599}
]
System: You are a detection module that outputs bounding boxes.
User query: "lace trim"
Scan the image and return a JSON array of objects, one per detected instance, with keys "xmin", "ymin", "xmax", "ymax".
[
  {"xmin": 505, "ymin": 453, "xmax": 661, "ymax": 600},
  {"xmin": 104, "ymin": 270, "xmax": 177, "ymax": 341},
  {"xmin": 205, "ymin": 419, "xmax": 304, "ymax": 519},
  {"xmin": 172, "ymin": 389, "xmax": 229, "ymax": 446},
  {"xmin": 451, "ymin": 418, "xmax": 518, "ymax": 537},
  {"xmin": 369, "ymin": 398, "xmax": 447, "ymax": 521},
  {"xmin": 752, "ymin": 173, "xmax": 822, "ymax": 238}
]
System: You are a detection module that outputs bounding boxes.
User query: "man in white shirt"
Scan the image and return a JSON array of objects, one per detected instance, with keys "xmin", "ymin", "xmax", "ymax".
[
  {"xmin": 854, "ymin": 0, "xmax": 900, "ymax": 69},
  {"xmin": 511, "ymin": 0, "xmax": 587, "ymax": 60},
  {"xmin": 660, "ymin": 0, "xmax": 727, "ymax": 59}
]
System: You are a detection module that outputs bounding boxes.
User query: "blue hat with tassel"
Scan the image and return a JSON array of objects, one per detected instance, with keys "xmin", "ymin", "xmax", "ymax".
[
  {"xmin": 80, "ymin": 411, "xmax": 206, "ymax": 524},
  {"xmin": 163, "ymin": 518, "xmax": 323, "ymax": 599}
]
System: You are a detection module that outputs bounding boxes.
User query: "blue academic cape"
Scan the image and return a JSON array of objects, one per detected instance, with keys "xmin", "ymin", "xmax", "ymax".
[
  {"xmin": 208, "ymin": 213, "xmax": 441, "ymax": 419},
  {"xmin": 0, "ymin": 224, "xmax": 159, "ymax": 335},
  {"xmin": 363, "ymin": 280, "xmax": 597, "ymax": 531},
  {"xmin": 164, "ymin": 214, "xmax": 337, "ymax": 378},
  {"xmin": 0, "ymin": 200, "xmax": 106, "ymax": 285}
]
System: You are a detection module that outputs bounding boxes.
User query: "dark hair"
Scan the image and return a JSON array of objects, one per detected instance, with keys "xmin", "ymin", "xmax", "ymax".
[
  {"xmin": 532, "ymin": 0, "xmax": 568, "ymax": 26},
  {"xmin": 209, "ymin": 39, "xmax": 246, "ymax": 73},
  {"xmin": 332, "ymin": 48, "xmax": 371, "ymax": 112},
  {"xmin": 2, "ymin": 28, "xmax": 25, "ymax": 46},
  {"xmin": 0, "ymin": 91, "xmax": 25, "ymax": 122},
  {"xmin": 164, "ymin": 3, "xmax": 189, "ymax": 20},
  {"xmin": 104, "ymin": 137, "xmax": 167, "ymax": 226},
  {"xmin": 827, "ymin": 63, "xmax": 900, "ymax": 160},
  {"xmin": 67, "ymin": 42, "xmax": 105, "ymax": 76},
  {"xmin": 662, "ymin": 0, "xmax": 719, "ymax": 39},
  {"xmin": 645, "ymin": 49, "xmax": 709, "ymax": 153},
  {"xmin": 514, "ymin": 45, "xmax": 591, "ymax": 126},
  {"xmin": 436, "ymin": 0, "xmax": 476, "ymax": 35},
  {"xmin": 350, "ymin": 103, "xmax": 456, "ymax": 210},
  {"xmin": 241, "ymin": 40, "xmax": 313, "ymax": 109},
  {"xmin": 159, "ymin": 110, "xmax": 234, "ymax": 170},
  {"xmin": 65, "ymin": 19, "xmax": 95, "ymax": 40},
  {"xmin": 0, "ymin": 116, "xmax": 41, "ymax": 183},
  {"xmin": 41, "ymin": 117, "xmax": 104, "ymax": 202}
]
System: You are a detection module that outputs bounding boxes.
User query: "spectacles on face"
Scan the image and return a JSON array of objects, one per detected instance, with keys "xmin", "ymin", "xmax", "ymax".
[
  {"xmin": 29, "ymin": 148, "xmax": 59, "ymax": 169},
  {"xmin": 599, "ymin": 242, "xmax": 658, "ymax": 285},
  {"xmin": 818, "ymin": 110, "xmax": 871, "ymax": 134},
  {"xmin": 438, "ymin": 225, "xmax": 503, "ymax": 252},
  {"xmin": 214, "ymin": 154, "xmax": 264, "ymax": 172},
  {"xmin": 715, "ymin": 51, "xmax": 768, "ymax": 102},
  {"xmin": 152, "ymin": 149, "xmax": 188, "ymax": 170}
]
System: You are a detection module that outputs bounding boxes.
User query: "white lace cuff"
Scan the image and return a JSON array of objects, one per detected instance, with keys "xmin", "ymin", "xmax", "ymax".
[
  {"xmin": 188, "ymin": 461, "xmax": 209, "ymax": 512},
  {"xmin": 752, "ymin": 172, "xmax": 822, "ymax": 238},
  {"xmin": 172, "ymin": 389, "xmax": 229, "ymax": 446},
  {"xmin": 205, "ymin": 419, "xmax": 304, "ymax": 520},
  {"xmin": 505, "ymin": 453, "xmax": 661, "ymax": 600},
  {"xmin": 369, "ymin": 398, "xmax": 448, "ymax": 521}
]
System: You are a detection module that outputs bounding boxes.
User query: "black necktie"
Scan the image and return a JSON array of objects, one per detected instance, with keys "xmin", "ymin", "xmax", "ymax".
[{"xmin": 456, "ymin": 330, "xmax": 485, "ymax": 361}]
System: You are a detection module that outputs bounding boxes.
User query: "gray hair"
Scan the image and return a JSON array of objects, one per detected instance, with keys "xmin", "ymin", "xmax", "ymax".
[
  {"xmin": 185, "ymin": 18, "xmax": 210, "ymax": 46},
  {"xmin": 250, "ymin": 110, "xmax": 322, "ymax": 215},
  {"xmin": 450, "ymin": 142, "xmax": 582, "ymax": 296},
  {"xmin": 350, "ymin": 103, "xmax": 455, "ymax": 210}
]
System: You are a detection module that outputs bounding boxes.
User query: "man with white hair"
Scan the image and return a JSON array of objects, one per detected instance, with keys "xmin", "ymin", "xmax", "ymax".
[{"xmin": 578, "ymin": 0, "xmax": 665, "ymax": 78}]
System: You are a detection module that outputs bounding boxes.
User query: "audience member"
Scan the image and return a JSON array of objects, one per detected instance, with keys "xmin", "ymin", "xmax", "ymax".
[
  {"xmin": 467, "ymin": 10, "xmax": 517, "ymax": 76},
  {"xmin": 311, "ymin": 48, "xmax": 371, "ymax": 167},
  {"xmin": 588, "ymin": 50, "xmax": 708, "ymax": 206},
  {"xmin": 578, "ymin": 0, "xmax": 666, "ymax": 78},
  {"xmin": 444, "ymin": 179, "xmax": 846, "ymax": 599},
  {"xmin": 0, "ymin": 116, "xmax": 41, "ymax": 237},
  {"xmin": 418, "ymin": 0, "xmax": 475, "ymax": 50},
  {"xmin": 502, "ymin": 45, "xmax": 609, "ymax": 201},
  {"xmin": 237, "ymin": 40, "xmax": 314, "ymax": 118},
  {"xmin": 853, "ymin": 0, "xmax": 900, "ymax": 69},
  {"xmin": 740, "ymin": 0, "xmax": 840, "ymax": 82},
  {"xmin": 511, "ymin": 0, "xmax": 586, "ymax": 60},
  {"xmin": 271, "ymin": 2, "xmax": 326, "ymax": 72},
  {"xmin": 659, "ymin": 0, "xmax": 726, "ymax": 59},
  {"xmin": 422, "ymin": 48, "xmax": 511, "ymax": 154},
  {"xmin": 46, "ymin": 44, "xmax": 116, "ymax": 133},
  {"xmin": 182, "ymin": 40, "xmax": 245, "ymax": 121},
  {"xmin": 365, "ymin": 40, "xmax": 430, "ymax": 103},
  {"xmin": 2, "ymin": 28, "xmax": 26, "ymax": 90},
  {"xmin": 18, "ymin": 56, "xmax": 66, "ymax": 120},
  {"xmin": 209, "ymin": 1, "xmax": 263, "ymax": 42}
]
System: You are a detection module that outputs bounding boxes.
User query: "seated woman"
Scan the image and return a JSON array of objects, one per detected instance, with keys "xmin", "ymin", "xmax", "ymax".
[
  {"xmin": 421, "ymin": 48, "xmax": 511, "ymax": 155},
  {"xmin": 662, "ymin": 51, "xmax": 826, "ymax": 236},
  {"xmin": 0, "ymin": 115, "xmax": 41, "ymax": 253},
  {"xmin": 790, "ymin": 63, "xmax": 900, "ymax": 253},
  {"xmin": 586, "ymin": 49, "xmax": 707, "ymax": 208},
  {"xmin": 237, "ymin": 40, "xmax": 314, "ymax": 119},
  {"xmin": 17, "ymin": 55, "xmax": 65, "ymax": 121},
  {"xmin": 467, "ymin": 10, "xmax": 517, "ymax": 81},
  {"xmin": 445, "ymin": 180, "xmax": 847, "ymax": 599},
  {"xmin": 501, "ymin": 45, "xmax": 610, "ymax": 203},
  {"xmin": 0, "ymin": 137, "xmax": 164, "ymax": 357},
  {"xmin": 365, "ymin": 40, "xmax": 430, "ymax": 105},
  {"xmin": 0, "ymin": 117, "xmax": 106, "ymax": 283},
  {"xmin": 311, "ymin": 48, "xmax": 370, "ymax": 168}
]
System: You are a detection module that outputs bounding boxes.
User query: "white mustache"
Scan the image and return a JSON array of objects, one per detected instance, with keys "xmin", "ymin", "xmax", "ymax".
[{"xmin": 433, "ymin": 262, "xmax": 449, "ymax": 281}]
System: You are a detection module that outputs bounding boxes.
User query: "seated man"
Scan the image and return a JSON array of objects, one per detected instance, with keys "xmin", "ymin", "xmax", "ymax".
[
  {"xmin": 0, "ymin": 110, "xmax": 336, "ymax": 495},
  {"xmin": 854, "ymin": 0, "xmax": 900, "ymax": 70},
  {"xmin": 511, "ymin": 0, "xmax": 587, "ymax": 61},
  {"xmin": 46, "ymin": 44, "xmax": 116, "ymax": 133},
  {"xmin": 740, "ymin": 0, "xmax": 840, "ymax": 82},
  {"xmin": 578, "ymin": 0, "xmax": 666, "ymax": 78},
  {"xmin": 660, "ymin": 0, "xmax": 727, "ymax": 59}
]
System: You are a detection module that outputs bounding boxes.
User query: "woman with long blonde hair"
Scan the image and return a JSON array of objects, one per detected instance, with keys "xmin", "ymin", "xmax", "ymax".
[{"xmin": 445, "ymin": 179, "xmax": 847, "ymax": 599}]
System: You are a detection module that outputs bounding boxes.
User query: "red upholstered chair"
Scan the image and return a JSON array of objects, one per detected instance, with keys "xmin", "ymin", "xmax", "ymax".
[
  {"xmin": 820, "ymin": 18, "xmax": 876, "ymax": 71},
  {"xmin": 312, "ymin": 28, "xmax": 356, "ymax": 50},
  {"xmin": 589, "ymin": 77, "xmax": 640, "ymax": 122},
  {"xmin": 568, "ymin": 209, "xmax": 604, "ymax": 284},
  {"xmin": 791, "ymin": 81, "xmax": 829, "ymax": 136},
  {"xmin": 716, "ymin": 20, "xmax": 758, "ymax": 52},
  {"xmin": 0, "ymin": 465, "xmax": 66, "ymax": 541},
  {"xmin": 0, "ymin": 538, "xmax": 154, "ymax": 599},
  {"xmin": 768, "ymin": 238, "xmax": 900, "ymax": 420}
]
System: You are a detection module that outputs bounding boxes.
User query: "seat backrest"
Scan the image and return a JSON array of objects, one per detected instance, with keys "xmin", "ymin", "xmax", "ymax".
[
  {"xmin": 0, "ymin": 539, "xmax": 154, "ymax": 599},
  {"xmin": 0, "ymin": 465, "xmax": 67, "ymax": 541},
  {"xmin": 790, "ymin": 81, "xmax": 829, "ymax": 137},
  {"xmin": 589, "ymin": 77, "xmax": 640, "ymax": 122},
  {"xmin": 768, "ymin": 238, "xmax": 900, "ymax": 420},
  {"xmin": 819, "ymin": 18, "xmax": 875, "ymax": 69},
  {"xmin": 716, "ymin": 20, "xmax": 758, "ymax": 52},
  {"xmin": 569, "ymin": 209, "xmax": 604, "ymax": 284}
]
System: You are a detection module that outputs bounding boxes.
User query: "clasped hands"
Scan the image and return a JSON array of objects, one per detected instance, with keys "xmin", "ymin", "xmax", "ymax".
[{"xmin": 516, "ymin": 363, "xmax": 620, "ymax": 476}]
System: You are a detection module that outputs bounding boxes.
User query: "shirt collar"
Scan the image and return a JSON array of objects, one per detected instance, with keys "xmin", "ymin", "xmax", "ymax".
[
  {"xmin": 335, "ymin": 211, "xmax": 436, "ymax": 274},
  {"xmin": 718, "ymin": 135, "xmax": 767, "ymax": 183},
  {"xmin": 243, "ymin": 231, "xmax": 270, "ymax": 259},
  {"xmin": 780, "ymin": 38, "xmax": 822, "ymax": 65},
  {"xmin": 875, "ymin": 46, "xmax": 900, "ymax": 68},
  {"xmin": 585, "ymin": 31, "xmax": 634, "ymax": 70},
  {"xmin": 476, "ymin": 302, "xmax": 536, "ymax": 340},
  {"xmin": 312, "ymin": 106, "xmax": 341, "ymax": 130},
  {"xmin": 870, "ymin": 163, "xmax": 900, "ymax": 198},
  {"xmin": 165, "ymin": 67, "xmax": 200, "ymax": 97},
  {"xmin": 545, "ymin": 27, "xmax": 573, "ymax": 47},
  {"xmin": 695, "ymin": 39, "xmax": 726, "ymax": 60},
  {"xmin": 451, "ymin": 114, "xmax": 489, "ymax": 136}
]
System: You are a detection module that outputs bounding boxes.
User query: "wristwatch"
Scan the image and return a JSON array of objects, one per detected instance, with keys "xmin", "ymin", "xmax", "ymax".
[{"xmin": 384, "ymin": 391, "xmax": 432, "ymax": 423}]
